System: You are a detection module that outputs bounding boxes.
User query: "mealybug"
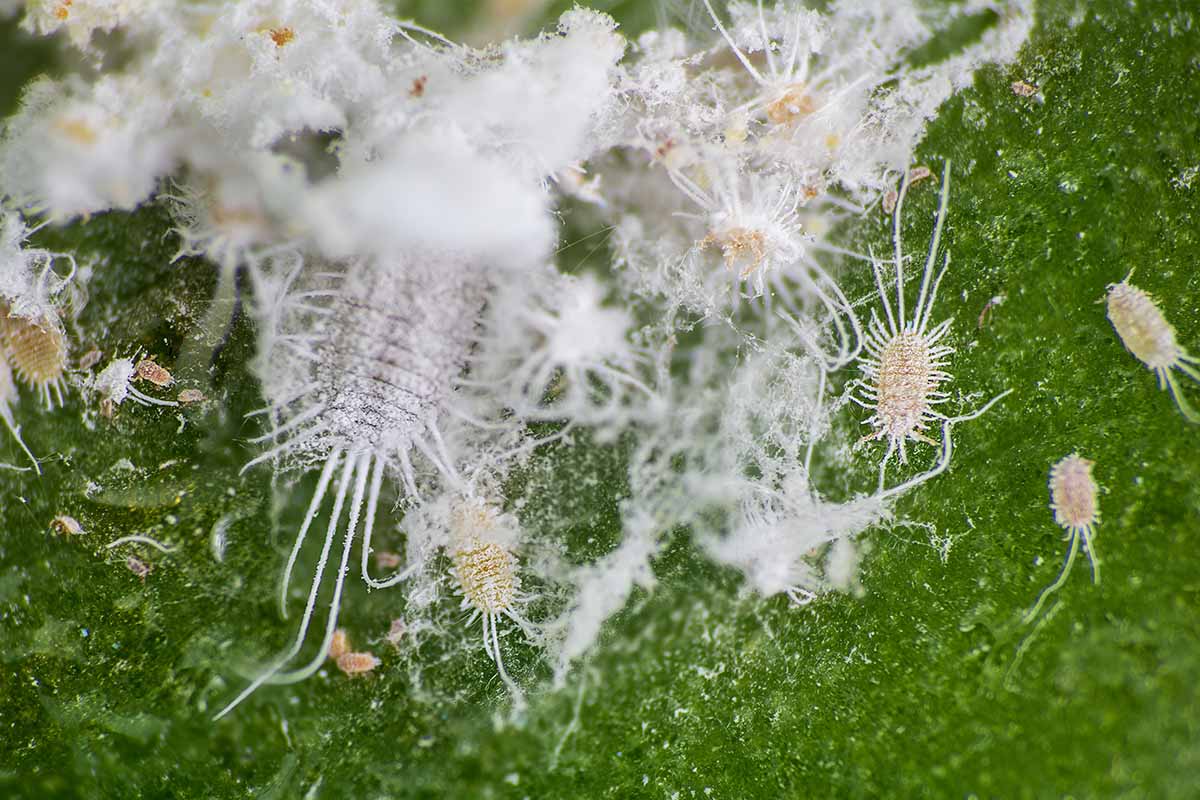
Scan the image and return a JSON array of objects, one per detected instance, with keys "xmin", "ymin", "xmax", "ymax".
[
  {"xmin": 852, "ymin": 162, "xmax": 1011, "ymax": 494},
  {"xmin": 328, "ymin": 629, "xmax": 350, "ymax": 660},
  {"xmin": 336, "ymin": 651, "xmax": 380, "ymax": 677},
  {"xmin": 91, "ymin": 357, "xmax": 180, "ymax": 415},
  {"xmin": 135, "ymin": 357, "xmax": 174, "ymax": 388},
  {"xmin": 1105, "ymin": 275, "xmax": 1200, "ymax": 422},
  {"xmin": 50, "ymin": 514, "xmax": 85, "ymax": 535},
  {"xmin": 1, "ymin": 305, "xmax": 68, "ymax": 411},
  {"xmin": 450, "ymin": 498, "xmax": 536, "ymax": 707},
  {"xmin": 326, "ymin": 629, "xmax": 379, "ymax": 676},
  {"xmin": 1023, "ymin": 453, "xmax": 1100, "ymax": 623},
  {"xmin": 214, "ymin": 254, "xmax": 488, "ymax": 719}
]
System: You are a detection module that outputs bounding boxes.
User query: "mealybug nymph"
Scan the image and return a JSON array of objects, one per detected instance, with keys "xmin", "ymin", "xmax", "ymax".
[
  {"xmin": 450, "ymin": 498, "xmax": 536, "ymax": 707},
  {"xmin": 852, "ymin": 162, "xmax": 1011, "ymax": 494},
  {"xmin": 1023, "ymin": 453, "xmax": 1101, "ymax": 623},
  {"xmin": 1, "ymin": 305, "xmax": 68, "ymax": 410},
  {"xmin": 1105, "ymin": 275, "xmax": 1200, "ymax": 422}
]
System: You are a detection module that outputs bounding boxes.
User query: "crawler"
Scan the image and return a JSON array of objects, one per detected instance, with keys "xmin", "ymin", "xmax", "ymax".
[
  {"xmin": 125, "ymin": 556, "xmax": 152, "ymax": 582},
  {"xmin": 1105, "ymin": 275, "xmax": 1200, "ymax": 422},
  {"xmin": 336, "ymin": 651, "xmax": 380, "ymax": 677},
  {"xmin": 177, "ymin": 388, "xmax": 205, "ymax": 404},
  {"xmin": 93, "ymin": 357, "xmax": 179, "ymax": 413},
  {"xmin": 1023, "ymin": 453, "xmax": 1100, "ymax": 623},
  {"xmin": 328, "ymin": 628, "xmax": 350, "ymax": 660},
  {"xmin": 326, "ymin": 628, "xmax": 379, "ymax": 676},
  {"xmin": 135, "ymin": 358, "xmax": 174, "ymax": 388},
  {"xmin": 1011, "ymin": 80, "xmax": 1039, "ymax": 97}
]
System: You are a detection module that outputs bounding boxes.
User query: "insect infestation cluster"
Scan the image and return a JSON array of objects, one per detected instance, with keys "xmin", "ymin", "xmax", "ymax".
[
  {"xmin": 1009, "ymin": 269, "xmax": 1200, "ymax": 638},
  {"xmin": 22, "ymin": 0, "xmax": 1195, "ymax": 721}
]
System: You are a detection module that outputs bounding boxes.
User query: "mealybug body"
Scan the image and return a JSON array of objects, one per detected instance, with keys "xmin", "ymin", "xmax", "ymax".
[
  {"xmin": 1, "ymin": 306, "xmax": 68, "ymax": 409},
  {"xmin": 336, "ymin": 651, "xmax": 380, "ymax": 676},
  {"xmin": 215, "ymin": 254, "xmax": 488, "ymax": 719},
  {"xmin": 326, "ymin": 629, "xmax": 379, "ymax": 676},
  {"xmin": 450, "ymin": 498, "xmax": 535, "ymax": 706},
  {"xmin": 852, "ymin": 162, "xmax": 1010, "ymax": 494},
  {"xmin": 135, "ymin": 357, "xmax": 174, "ymax": 388},
  {"xmin": 50, "ymin": 514, "xmax": 85, "ymax": 535},
  {"xmin": 0, "ymin": 213, "xmax": 81, "ymax": 470},
  {"xmin": 328, "ymin": 629, "xmax": 350, "ymax": 660},
  {"xmin": 1106, "ymin": 276, "xmax": 1200, "ymax": 422},
  {"xmin": 700, "ymin": 0, "xmax": 826, "ymax": 130},
  {"xmin": 1023, "ymin": 453, "xmax": 1101, "ymax": 623}
]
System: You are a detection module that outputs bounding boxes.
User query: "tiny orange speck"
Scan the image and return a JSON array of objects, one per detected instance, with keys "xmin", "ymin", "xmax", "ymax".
[
  {"xmin": 269, "ymin": 27, "xmax": 295, "ymax": 47},
  {"xmin": 329, "ymin": 628, "xmax": 350, "ymax": 660}
]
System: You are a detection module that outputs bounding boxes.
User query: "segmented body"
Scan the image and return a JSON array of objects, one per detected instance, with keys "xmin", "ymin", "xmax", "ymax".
[
  {"xmin": 135, "ymin": 358, "xmax": 173, "ymax": 387},
  {"xmin": 336, "ymin": 651, "xmax": 380, "ymax": 676},
  {"xmin": 450, "ymin": 498, "xmax": 534, "ymax": 707},
  {"xmin": 215, "ymin": 255, "xmax": 488, "ymax": 720},
  {"xmin": 854, "ymin": 163, "xmax": 954, "ymax": 486},
  {"xmin": 853, "ymin": 162, "xmax": 1010, "ymax": 495},
  {"xmin": 0, "ymin": 308, "xmax": 61, "ymax": 471},
  {"xmin": 453, "ymin": 538, "xmax": 517, "ymax": 615},
  {"xmin": 309, "ymin": 259, "xmax": 484, "ymax": 453},
  {"xmin": 870, "ymin": 331, "xmax": 950, "ymax": 444},
  {"xmin": 1024, "ymin": 453, "xmax": 1101, "ymax": 624},
  {"xmin": 1049, "ymin": 454, "xmax": 1100, "ymax": 533},
  {"xmin": 1105, "ymin": 277, "xmax": 1200, "ymax": 422},
  {"xmin": 1, "ymin": 308, "xmax": 67, "ymax": 409}
]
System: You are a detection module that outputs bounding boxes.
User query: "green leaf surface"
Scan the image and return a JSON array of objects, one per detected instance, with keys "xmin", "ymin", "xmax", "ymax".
[{"xmin": 2, "ymin": 1, "xmax": 1199, "ymax": 797}]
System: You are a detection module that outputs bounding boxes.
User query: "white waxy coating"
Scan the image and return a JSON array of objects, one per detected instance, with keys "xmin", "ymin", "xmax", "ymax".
[
  {"xmin": 1106, "ymin": 280, "xmax": 1182, "ymax": 370},
  {"xmin": 0, "ymin": 350, "xmax": 15, "ymax": 405},
  {"xmin": 1048, "ymin": 453, "xmax": 1099, "ymax": 531},
  {"xmin": 450, "ymin": 500, "xmax": 521, "ymax": 615},
  {"xmin": 874, "ymin": 331, "xmax": 945, "ymax": 440},
  {"xmin": 93, "ymin": 358, "xmax": 137, "ymax": 404},
  {"xmin": 0, "ymin": 348, "xmax": 41, "ymax": 472},
  {"xmin": 453, "ymin": 539, "xmax": 517, "ymax": 615},
  {"xmin": 446, "ymin": 498, "xmax": 532, "ymax": 707}
]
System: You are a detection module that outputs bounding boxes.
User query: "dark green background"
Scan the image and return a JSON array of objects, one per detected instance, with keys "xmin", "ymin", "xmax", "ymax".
[{"xmin": 1, "ymin": 1, "xmax": 1198, "ymax": 797}]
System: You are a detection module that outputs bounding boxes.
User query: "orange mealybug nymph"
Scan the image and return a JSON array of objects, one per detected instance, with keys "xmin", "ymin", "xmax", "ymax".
[
  {"xmin": 1105, "ymin": 274, "xmax": 1200, "ymax": 422},
  {"xmin": 1023, "ymin": 453, "xmax": 1101, "ymax": 623},
  {"xmin": 328, "ymin": 628, "xmax": 350, "ymax": 660},
  {"xmin": 336, "ymin": 651, "xmax": 380, "ymax": 677},
  {"xmin": 135, "ymin": 357, "xmax": 174, "ymax": 388}
]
